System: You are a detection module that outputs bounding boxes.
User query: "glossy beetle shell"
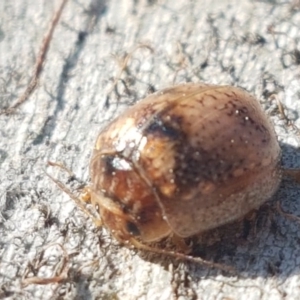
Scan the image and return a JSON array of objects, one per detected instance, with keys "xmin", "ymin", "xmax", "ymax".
[{"xmin": 89, "ymin": 83, "xmax": 281, "ymax": 243}]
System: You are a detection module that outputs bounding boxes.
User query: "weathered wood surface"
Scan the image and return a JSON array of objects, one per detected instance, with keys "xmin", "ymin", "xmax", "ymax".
[{"xmin": 1, "ymin": 0, "xmax": 300, "ymax": 299}]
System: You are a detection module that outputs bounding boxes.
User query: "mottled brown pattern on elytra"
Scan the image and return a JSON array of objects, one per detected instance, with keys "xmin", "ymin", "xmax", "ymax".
[{"xmin": 90, "ymin": 83, "xmax": 281, "ymax": 242}]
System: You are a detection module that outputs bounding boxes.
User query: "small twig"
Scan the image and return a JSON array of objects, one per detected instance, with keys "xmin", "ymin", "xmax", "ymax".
[
  {"xmin": 1, "ymin": 0, "xmax": 68, "ymax": 115},
  {"xmin": 171, "ymin": 42, "xmax": 189, "ymax": 84},
  {"xmin": 22, "ymin": 243, "xmax": 69, "ymax": 287},
  {"xmin": 22, "ymin": 275, "xmax": 67, "ymax": 286},
  {"xmin": 106, "ymin": 44, "xmax": 154, "ymax": 100},
  {"xmin": 269, "ymin": 94, "xmax": 289, "ymax": 123}
]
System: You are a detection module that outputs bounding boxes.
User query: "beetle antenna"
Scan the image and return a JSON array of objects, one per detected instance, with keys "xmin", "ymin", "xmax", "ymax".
[{"xmin": 44, "ymin": 167, "xmax": 102, "ymax": 227}]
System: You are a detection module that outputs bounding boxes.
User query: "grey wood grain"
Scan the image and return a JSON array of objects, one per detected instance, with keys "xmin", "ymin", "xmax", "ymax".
[{"xmin": 1, "ymin": 0, "xmax": 300, "ymax": 299}]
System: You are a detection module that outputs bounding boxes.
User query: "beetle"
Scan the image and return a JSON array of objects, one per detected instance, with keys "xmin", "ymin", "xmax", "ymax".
[{"xmin": 88, "ymin": 83, "xmax": 282, "ymax": 245}]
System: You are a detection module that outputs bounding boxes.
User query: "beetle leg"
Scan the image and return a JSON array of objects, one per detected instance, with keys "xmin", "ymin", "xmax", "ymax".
[
  {"xmin": 128, "ymin": 238, "xmax": 237, "ymax": 275},
  {"xmin": 283, "ymin": 168, "xmax": 300, "ymax": 183},
  {"xmin": 81, "ymin": 186, "xmax": 92, "ymax": 203},
  {"xmin": 171, "ymin": 234, "xmax": 192, "ymax": 254}
]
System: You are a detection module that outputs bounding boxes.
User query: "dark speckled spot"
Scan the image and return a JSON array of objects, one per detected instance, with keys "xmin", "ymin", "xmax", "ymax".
[
  {"xmin": 144, "ymin": 116, "xmax": 181, "ymax": 140},
  {"xmin": 126, "ymin": 221, "xmax": 140, "ymax": 236},
  {"xmin": 101, "ymin": 155, "xmax": 116, "ymax": 176}
]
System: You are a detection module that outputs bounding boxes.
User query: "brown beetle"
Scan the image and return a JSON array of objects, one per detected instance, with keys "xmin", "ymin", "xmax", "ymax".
[{"xmin": 88, "ymin": 83, "xmax": 282, "ymax": 245}]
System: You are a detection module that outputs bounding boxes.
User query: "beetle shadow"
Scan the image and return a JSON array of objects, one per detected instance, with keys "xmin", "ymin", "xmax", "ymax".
[{"xmin": 136, "ymin": 141, "xmax": 300, "ymax": 281}]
